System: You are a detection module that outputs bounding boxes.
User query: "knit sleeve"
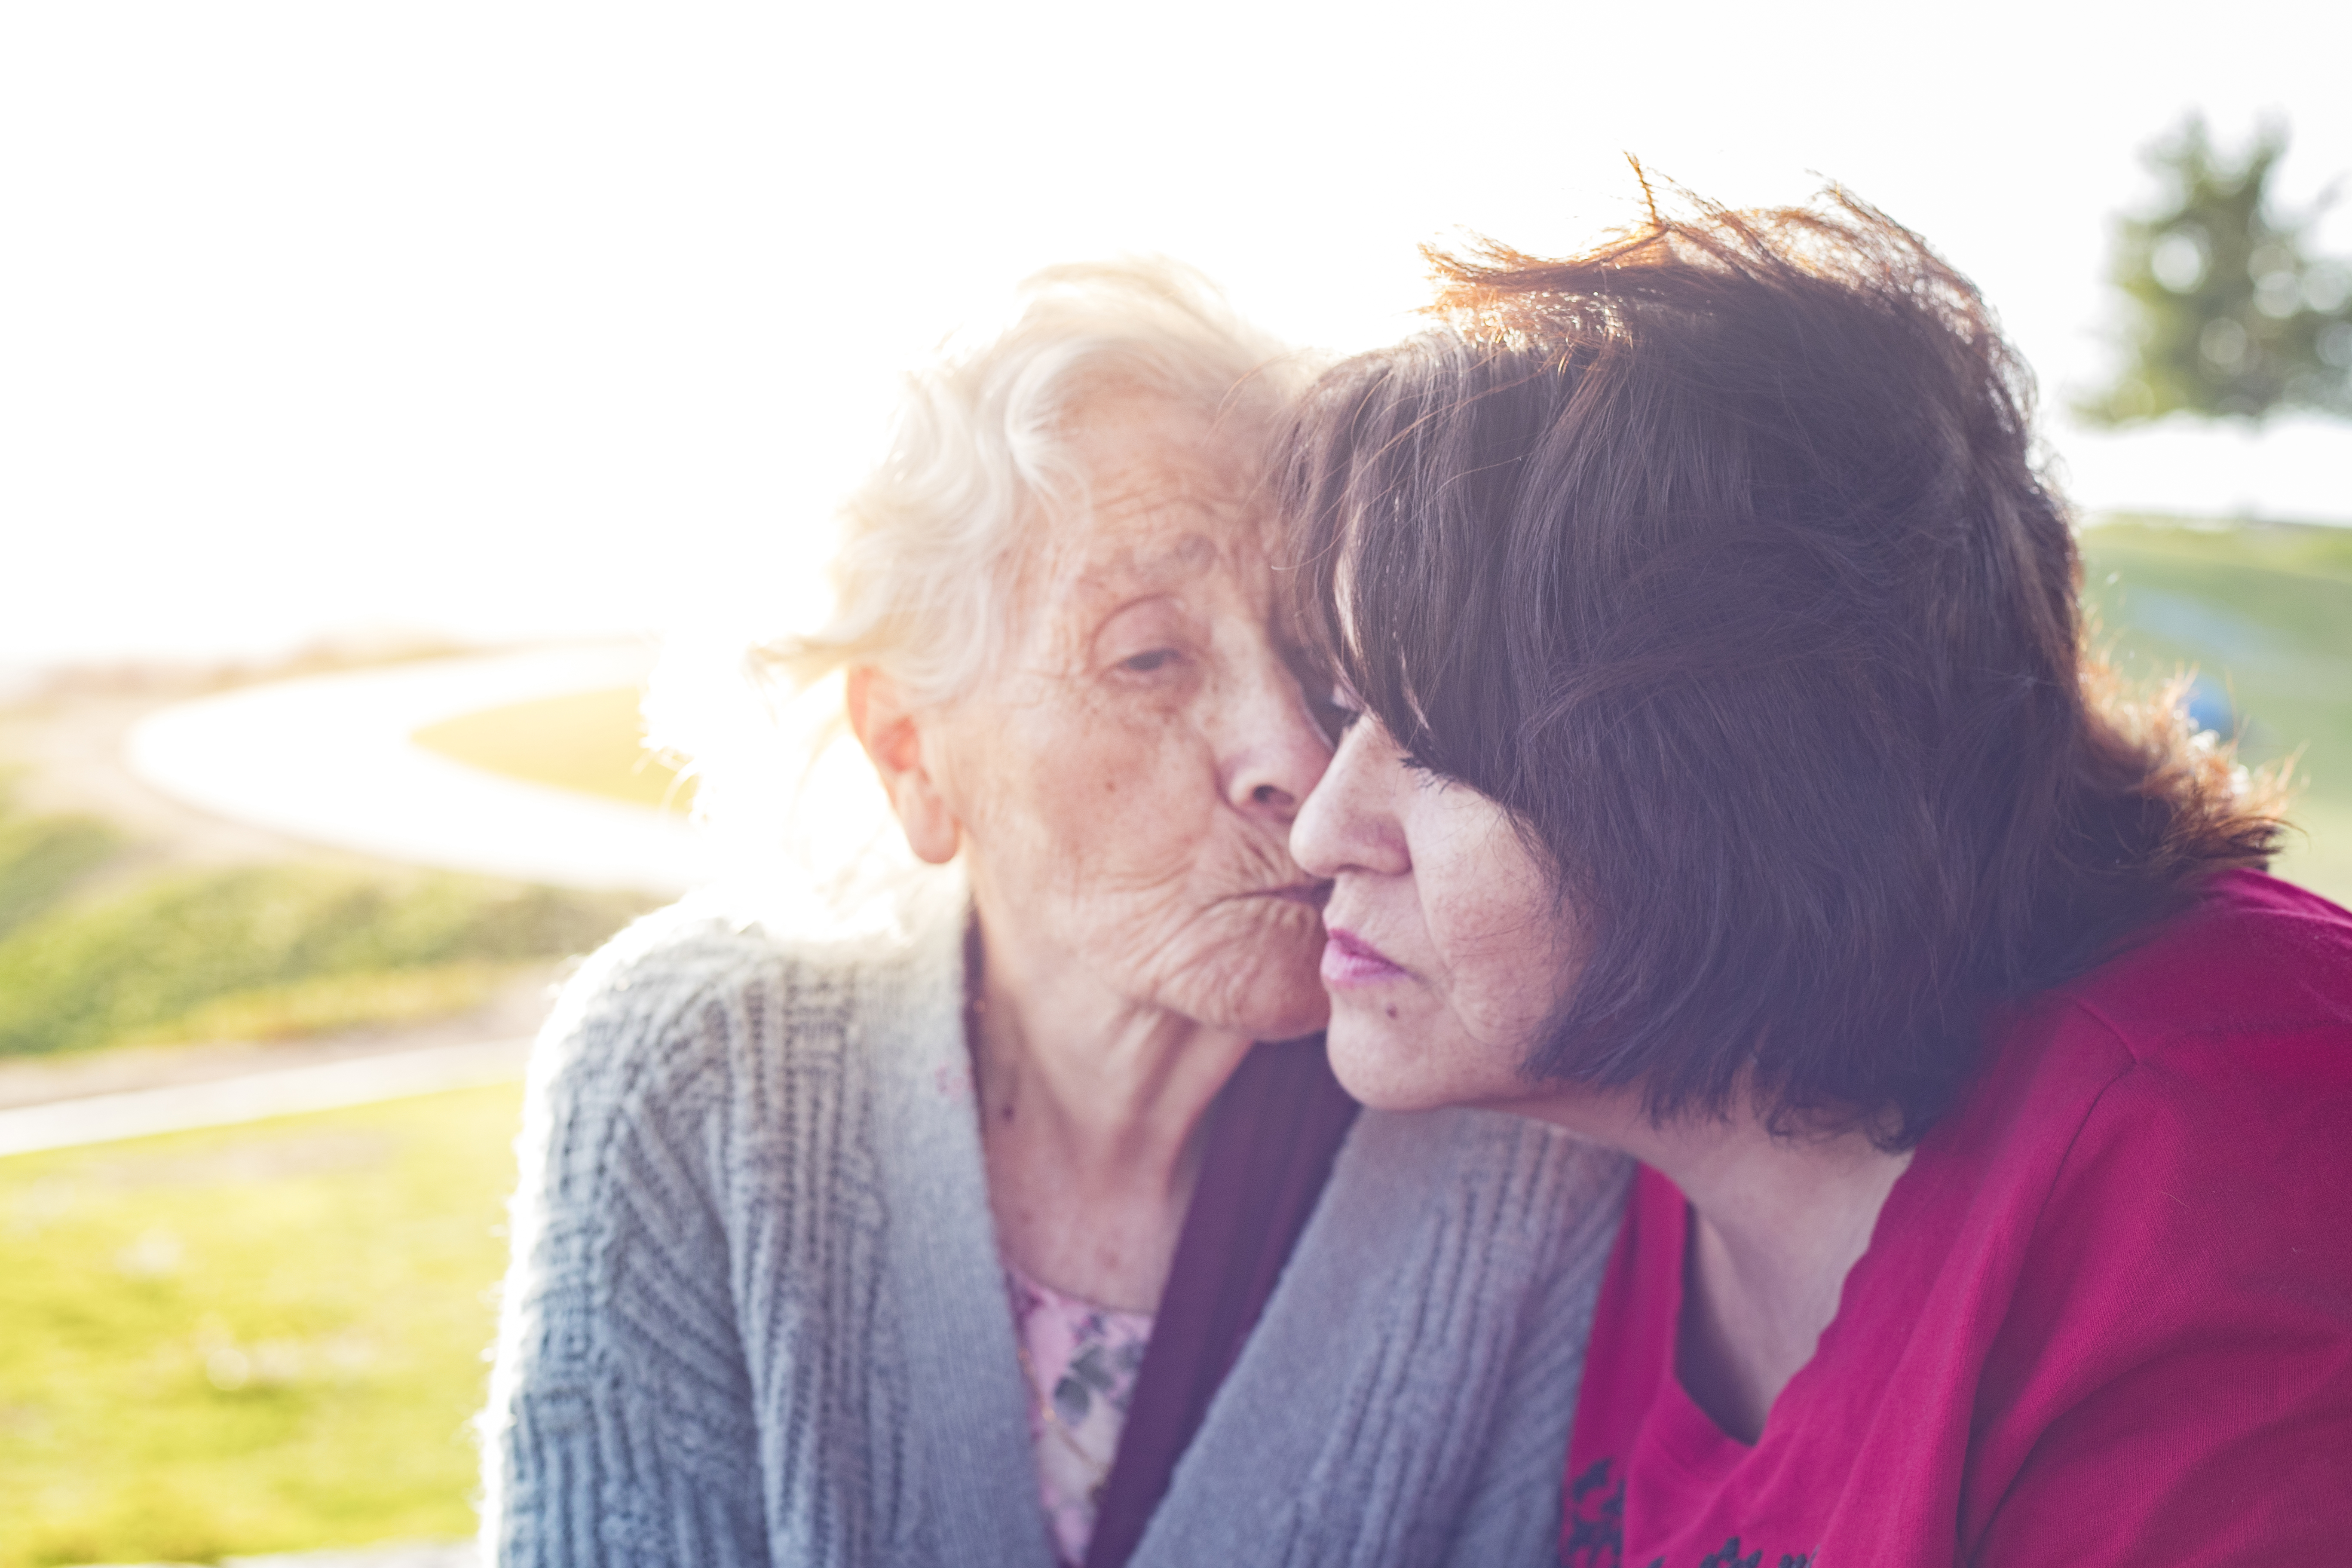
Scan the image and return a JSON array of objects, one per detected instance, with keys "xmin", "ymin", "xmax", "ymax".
[
  {"xmin": 478, "ymin": 916, "xmax": 777, "ymax": 1568},
  {"xmin": 1435, "ymin": 1134, "xmax": 1630, "ymax": 1568}
]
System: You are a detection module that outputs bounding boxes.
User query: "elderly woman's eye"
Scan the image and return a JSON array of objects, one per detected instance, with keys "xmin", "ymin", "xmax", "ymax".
[{"xmin": 1119, "ymin": 649, "xmax": 1179, "ymax": 675}]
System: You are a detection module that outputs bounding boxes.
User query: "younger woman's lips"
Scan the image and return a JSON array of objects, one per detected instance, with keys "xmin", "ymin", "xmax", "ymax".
[{"xmin": 1322, "ymin": 927, "xmax": 1408, "ymax": 988}]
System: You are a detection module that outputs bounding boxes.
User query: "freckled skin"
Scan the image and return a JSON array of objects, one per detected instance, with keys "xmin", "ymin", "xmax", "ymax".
[
  {"xmin": 934, "ymin": 395, "xmax": 1332, "ymax": 1041},
  {"xmin": 1289, "ymin": 711, "xmax": 1583, "ymax": 1114}
]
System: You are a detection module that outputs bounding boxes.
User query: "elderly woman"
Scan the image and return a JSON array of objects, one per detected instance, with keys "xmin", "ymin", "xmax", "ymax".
[
  {"xmin": 1285, "ymin": 197, "xmax": 2352, "ymax": 1565},
  {"xmin": 478, "ymin": 262, "xmax": 1627, "ymax": 1568}
]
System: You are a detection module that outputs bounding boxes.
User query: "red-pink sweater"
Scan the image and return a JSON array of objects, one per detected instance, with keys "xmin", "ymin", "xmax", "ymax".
[{"xmin": 1563, "ymin": 869, "xmax": 2352, "ymax": 1568}]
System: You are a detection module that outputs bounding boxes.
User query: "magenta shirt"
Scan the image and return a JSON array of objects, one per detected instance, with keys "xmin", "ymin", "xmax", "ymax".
[{"xmin": 1563, "ymin": 871, "xmax": 2352, "ymax": 1567}]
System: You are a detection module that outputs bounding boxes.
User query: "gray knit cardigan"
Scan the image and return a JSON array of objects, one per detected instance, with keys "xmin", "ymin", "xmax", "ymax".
[{"xmin": 479, "ymin": 886, "xmax": 1629, "ymax": 1568}]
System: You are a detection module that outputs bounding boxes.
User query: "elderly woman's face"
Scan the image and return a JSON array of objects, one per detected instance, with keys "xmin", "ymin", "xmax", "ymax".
[{"xmin": 934, "ymin": 392, "xmax": 1333, "ymax": 1039}]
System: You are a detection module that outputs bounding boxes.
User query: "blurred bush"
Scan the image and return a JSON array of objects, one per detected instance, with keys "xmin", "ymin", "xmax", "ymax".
[
  {"xmin": 0, "ymin": 791, "xmax": 651, "ymax": 1058},
  {"xmin": 2082, "ymin": 115, "xmax": 2352, "ymax": 425},
  {"xmin": 0, "ymin": 787, "xmax": 120, "ymax": 940}
]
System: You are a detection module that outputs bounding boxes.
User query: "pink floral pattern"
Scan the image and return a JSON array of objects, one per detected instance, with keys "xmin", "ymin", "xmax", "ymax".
[{"xmin": 1004, "ymin": 1259, "xmax": 1155, "ymax": 1567}]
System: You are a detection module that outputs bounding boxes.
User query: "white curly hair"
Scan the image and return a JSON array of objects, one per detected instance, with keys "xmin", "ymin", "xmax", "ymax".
[{"xmin": 647, "ymin": 258, "xmax": 1308, "ymax": 922}]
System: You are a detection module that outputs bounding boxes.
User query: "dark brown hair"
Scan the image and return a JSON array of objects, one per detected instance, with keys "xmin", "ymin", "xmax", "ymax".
[{"xmin": 1284, "ymin": 188, "xmax": 2284, "ymax": 1145}]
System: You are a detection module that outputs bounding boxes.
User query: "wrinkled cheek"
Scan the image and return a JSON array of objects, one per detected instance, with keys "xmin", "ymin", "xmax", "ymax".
[
  {"xmin": 1108, "ymin": 882, "xmax": 1254, "ymax": 987},
  {"xmin": 1128, "ymin": 895, "xmax": 1324, "ymax": 1030},
  {"xmin": 1005, "ymin": 851, "xmax": 1212, "ymax": 1007},
  {"xmin": 965, "ymin": 745, "xmax": 1160, "ymax": 892},
  {"xmin": 1019, "ymin": 757, "xmax": 1181, "ymax": 887}
]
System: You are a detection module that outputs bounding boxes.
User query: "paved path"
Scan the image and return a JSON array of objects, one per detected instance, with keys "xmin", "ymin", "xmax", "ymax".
[
  {"xmin": 81, "ymin": 1543, "xmax": 475, "ymax": 1568},
  {"xmin": 0, "ymin": 1035, "xmax": 532, "ymax": 1158},
  {"xmin": 0, "ymin": 680, "xmax": 325, "ymax": 872},
  {"xmin": 126, "ymin": 643, "xmax": 721, "ymax": 895}
]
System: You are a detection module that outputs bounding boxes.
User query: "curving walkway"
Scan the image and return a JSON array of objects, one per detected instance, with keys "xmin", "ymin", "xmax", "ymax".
[
  {"xmin": 3, "ymin": 646, "xmax": 710, "ymax": 1157},
  {"xmin": 125, "ymin": 643, "xmax": 722, "ymax": 896},
  {"xmin": 0, "ymin": 1036, "xmax": 532, "ymax": 1158},
  {"xmin": 79, "ymin": 1544, "xmax": 475, "ymax": 1568}
]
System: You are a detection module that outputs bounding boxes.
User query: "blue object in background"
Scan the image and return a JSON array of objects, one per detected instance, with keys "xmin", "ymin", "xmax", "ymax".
[{"xmin": 2181, "ymin": 674, "xmax": 2239, "ymax": 738}]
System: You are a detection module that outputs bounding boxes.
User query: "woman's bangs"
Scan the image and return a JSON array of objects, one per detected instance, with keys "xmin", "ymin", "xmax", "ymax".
[{"xmin": 1286, "ymin": 345, "xmax": 1524, "ymax": 788}]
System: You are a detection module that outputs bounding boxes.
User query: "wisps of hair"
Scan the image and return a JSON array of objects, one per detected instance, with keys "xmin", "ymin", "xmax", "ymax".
[
  {"xmin": 643, "ymin": 258, "xmax": 1301, "ymax": 935},
  {"xmin": 762, "ymin": 257, "xmax": 1302, "ymax": 707},
  {"xmin": 1285, "ymin": 186, "xmax": 2286, "ymax": 1145}
]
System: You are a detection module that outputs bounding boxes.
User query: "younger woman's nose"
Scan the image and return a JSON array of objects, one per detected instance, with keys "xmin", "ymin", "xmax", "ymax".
[{"xmin": 1290, "ymin": 718, "xmax": 1408, "ymax": 879}]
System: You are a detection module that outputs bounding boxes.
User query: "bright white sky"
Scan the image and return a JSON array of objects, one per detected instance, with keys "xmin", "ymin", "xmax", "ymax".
[{"xmin": 5, "ymin": 0, "xmax": 2350, "ymax": 670}]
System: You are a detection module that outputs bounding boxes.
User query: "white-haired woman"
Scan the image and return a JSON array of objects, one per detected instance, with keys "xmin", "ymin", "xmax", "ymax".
[{"xmin": 478, "ymin": 262, "xmax": 1627, "ymax": 1568}]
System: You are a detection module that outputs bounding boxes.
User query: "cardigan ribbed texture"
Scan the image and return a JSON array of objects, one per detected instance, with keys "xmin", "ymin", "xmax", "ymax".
[{"xmin": 478, "ymin": 884, "xmax": 1630, "ymax": 1568}]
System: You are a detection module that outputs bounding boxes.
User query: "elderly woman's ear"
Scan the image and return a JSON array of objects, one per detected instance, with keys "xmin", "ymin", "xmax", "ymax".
[{"xmin": 846, "ymin": 665, "xmax": 962, "ymax": 866}]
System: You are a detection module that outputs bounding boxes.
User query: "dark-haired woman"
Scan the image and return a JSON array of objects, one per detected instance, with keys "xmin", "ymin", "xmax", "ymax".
[{"xmin": 1285, "ymin": 195, "xmax": 2352, "ymax": 1566}]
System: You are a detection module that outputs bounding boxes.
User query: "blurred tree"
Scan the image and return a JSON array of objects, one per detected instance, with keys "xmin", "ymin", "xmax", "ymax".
[{"xmin": 2082, "ymin": 116, "xmax": 2352, "ymax": 424}]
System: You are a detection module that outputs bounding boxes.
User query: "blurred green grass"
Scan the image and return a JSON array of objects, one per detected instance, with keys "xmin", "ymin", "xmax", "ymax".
[
  {"xmin": 0, "ymin": 1085, "xmax": 521, "ymax": 1567},
  {"xmin": 0, "ymin": 787, "xmax": 649, "ymax": 1060},
  {"xmin": 0, "ymin": 791, "xmax": 119, "ymax": 941},
  {"xmin": 2079, "ymin": 517, "xmax": 2352, "ymax": 906}
]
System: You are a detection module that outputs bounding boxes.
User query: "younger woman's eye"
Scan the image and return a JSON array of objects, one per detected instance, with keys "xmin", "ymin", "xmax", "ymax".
[{"xmin": 1323, "ymin": 683, "xmax": 1372, "ymax": 735}]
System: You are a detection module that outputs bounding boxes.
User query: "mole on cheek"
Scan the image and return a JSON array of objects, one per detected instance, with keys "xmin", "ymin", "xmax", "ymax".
[{"xmin": 1385, "ymin": 1004, "xmax": 1398, "ymax": 1019}]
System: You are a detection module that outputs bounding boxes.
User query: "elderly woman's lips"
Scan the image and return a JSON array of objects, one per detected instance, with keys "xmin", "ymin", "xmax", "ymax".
[{"xmin": 1322, "ymin": 927, "xmax": 1408, "ymax": 987}]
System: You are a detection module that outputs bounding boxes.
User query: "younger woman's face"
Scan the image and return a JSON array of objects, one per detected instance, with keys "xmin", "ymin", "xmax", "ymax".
[{"xmin": 1289, "ymin": 707, "xmax": 1584, "ymax": 1112}]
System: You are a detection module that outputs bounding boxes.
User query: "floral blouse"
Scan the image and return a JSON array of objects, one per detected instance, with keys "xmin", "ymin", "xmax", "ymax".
[{"xmin": 1004, "ymin": 1259, "xmax": 1156, "ymax": 1567}]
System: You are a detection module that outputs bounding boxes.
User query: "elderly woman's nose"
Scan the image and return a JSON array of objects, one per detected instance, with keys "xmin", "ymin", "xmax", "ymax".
[{"xmin": 1220, "ymin": 663, "xmax": 1334, "ymax": 824}]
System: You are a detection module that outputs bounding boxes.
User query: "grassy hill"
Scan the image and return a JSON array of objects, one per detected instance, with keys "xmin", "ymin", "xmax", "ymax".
[
  {"xmin": 0, "ymin": 1086, "xmax": 519, "ymax": 1566},
  {"xmin": 2078, "ymin": 517, "xmax": 2352, "ymax": 907}
]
